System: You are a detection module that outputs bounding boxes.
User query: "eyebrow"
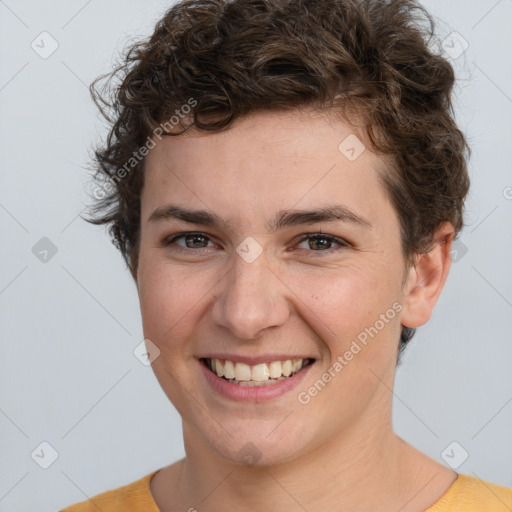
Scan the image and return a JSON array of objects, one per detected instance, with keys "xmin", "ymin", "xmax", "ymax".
[{"xmin": 147, "ymin": 203, "xmax": 372, "ymax": 232}]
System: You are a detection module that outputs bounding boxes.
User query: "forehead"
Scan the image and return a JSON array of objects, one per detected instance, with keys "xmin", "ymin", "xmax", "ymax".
[{"xmin": 141, "ymin": 110, "xmax": 394, "ymax": 231}]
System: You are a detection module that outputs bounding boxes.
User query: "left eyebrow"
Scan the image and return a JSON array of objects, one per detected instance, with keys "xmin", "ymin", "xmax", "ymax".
[
  {"xmin": 269, "ymin": 205, "xmax": 372, "ymax": 231},
  {"xmin": 147, "ymin": 203, "xmax": 372, "ymax": 232}
]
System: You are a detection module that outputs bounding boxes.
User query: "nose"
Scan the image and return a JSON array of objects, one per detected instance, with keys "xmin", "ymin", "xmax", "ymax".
[{"xmin": 211, "ymin": 252, "xmax": 291, "ymax": 340}]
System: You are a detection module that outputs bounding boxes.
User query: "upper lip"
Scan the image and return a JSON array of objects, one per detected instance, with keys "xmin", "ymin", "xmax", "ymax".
[{"xmin": 198, "ymin": 354, "xmax": 316, "ymax": 365}]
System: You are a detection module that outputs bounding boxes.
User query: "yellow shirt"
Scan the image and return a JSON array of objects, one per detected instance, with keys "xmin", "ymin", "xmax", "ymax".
[{"xmin": 61, "ymin": 471, "xmax": 512, "ymax": 511}]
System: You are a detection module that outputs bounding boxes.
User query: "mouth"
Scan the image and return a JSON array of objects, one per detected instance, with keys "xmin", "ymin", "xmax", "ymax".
[{"xmin": 200, "ymin": 357, "xmax": 315, "ymax": 387}]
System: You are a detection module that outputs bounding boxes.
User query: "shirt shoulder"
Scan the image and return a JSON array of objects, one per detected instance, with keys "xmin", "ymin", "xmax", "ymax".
[
  {"xmin": 427, "ymin": 473, "xmax": 512, "ymax": 511},
  {"xmin": 60, "ymin": 471, "xmax": 160, "ymax": 512}
]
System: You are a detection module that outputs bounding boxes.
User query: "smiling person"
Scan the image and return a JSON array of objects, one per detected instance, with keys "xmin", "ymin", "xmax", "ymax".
[{"xmin": 62, "ymin": 0, "xmax": 512, "ymax": 511}]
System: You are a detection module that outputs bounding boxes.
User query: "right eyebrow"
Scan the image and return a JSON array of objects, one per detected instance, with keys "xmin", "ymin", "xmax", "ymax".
[{"xmin": 148, "ymin": 204, "xmax": 233, "ymax": 231}]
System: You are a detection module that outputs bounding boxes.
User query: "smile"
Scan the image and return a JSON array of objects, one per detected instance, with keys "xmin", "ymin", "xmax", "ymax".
[{"xmin": 202, "ymin": 358, "xmax": 315, "ymax": 386}]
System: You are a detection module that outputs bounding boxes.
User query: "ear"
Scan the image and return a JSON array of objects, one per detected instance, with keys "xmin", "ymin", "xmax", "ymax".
[
  {"xmin": 129, "ymin": 253, "xmax": 138, "ymax": 282},
  {"xmin": 400, "ymin": 222, "xmax": 455, "ymax": 328},
  {"xmin": 129, "ymin": 242, "xmax": 139, "ymax": 282}
]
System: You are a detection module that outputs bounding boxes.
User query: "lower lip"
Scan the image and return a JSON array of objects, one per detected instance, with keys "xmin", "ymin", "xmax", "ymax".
[{"xmin": 199, "ymin": 360, "xmax": 314, "ymax": 402}]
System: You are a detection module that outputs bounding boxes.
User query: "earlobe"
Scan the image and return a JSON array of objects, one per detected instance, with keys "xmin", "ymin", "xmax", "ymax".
[{"xmin": 400, "ymin": 223, "xmax": 455, "ymax": 329}]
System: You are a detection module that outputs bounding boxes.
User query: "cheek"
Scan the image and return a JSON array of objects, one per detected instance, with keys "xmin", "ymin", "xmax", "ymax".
[
  {"xmin": 302, "ymin": 265, "xmax": 383, "ymax": 329},
  {"xmin": 137, "ymin": 258, "xmax": 209, "ymax": 344},
  {"xmin": 301, "ymin": 262, "xmax": 402, "ymax": 361}
]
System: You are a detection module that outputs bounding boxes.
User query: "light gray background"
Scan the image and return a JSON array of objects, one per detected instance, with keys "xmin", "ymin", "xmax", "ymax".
[{"xmin": 0, "ymin": 1, "xmax": 511, "ymax": 510}]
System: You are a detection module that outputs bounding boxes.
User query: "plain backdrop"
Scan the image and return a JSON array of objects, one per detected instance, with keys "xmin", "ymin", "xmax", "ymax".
[{"xmin": 0, "ymin": 1, "xmax": 511, "ymax": 510}]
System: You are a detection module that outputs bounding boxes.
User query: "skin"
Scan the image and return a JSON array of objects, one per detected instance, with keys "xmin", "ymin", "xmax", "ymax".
[{"xmin": 135, "ymin": 109, "xmax": 457, "ymax": 511}]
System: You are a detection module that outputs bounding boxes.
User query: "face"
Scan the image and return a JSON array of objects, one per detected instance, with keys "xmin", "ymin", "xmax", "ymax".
[{"xmin": 136, "ymin": 109, "xmax": 411, "ymax": 466}]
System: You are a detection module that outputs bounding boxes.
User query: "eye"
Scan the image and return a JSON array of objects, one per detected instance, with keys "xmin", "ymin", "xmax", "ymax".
[
  {"xmin": 162, "ymin": 231, "xmax": 350, "ymax": 256},
  {"xmin": 163, "ymin": 232, "xmax": 216, "ymax": 252},
  {"xmin": 295, "ymin": 232, "xmax": 349, "ymax": 255}
]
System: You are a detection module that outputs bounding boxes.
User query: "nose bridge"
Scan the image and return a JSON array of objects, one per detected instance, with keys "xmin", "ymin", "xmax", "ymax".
[{"xmin": 211, "ymin": 250, "xmax": 290, "ymax": 340}]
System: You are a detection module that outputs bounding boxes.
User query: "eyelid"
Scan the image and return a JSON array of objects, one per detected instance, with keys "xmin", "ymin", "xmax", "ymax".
[
  {"xmin": 163, "ymin": 230, "xmax": 350, "ymax": 254},
  {"xmin": 294, "ymin": 232, "xmax": 350, "ymax": 252},
  {"xmin": 163, "ymin": 231, "xmax": 218, "ymax": 249}
]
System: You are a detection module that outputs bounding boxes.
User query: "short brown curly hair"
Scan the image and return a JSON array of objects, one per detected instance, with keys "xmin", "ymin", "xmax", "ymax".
[{"xmin": 86, "ymin": 0, "xmax": 470, "ymax": 354}]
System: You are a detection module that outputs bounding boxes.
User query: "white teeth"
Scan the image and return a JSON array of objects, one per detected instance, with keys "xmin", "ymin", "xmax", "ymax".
[
  {"xmin": 282, "ymin": 360, "xmax": 292, "ymax": 377},
  {"xmin": 224, "ymin": 360, "xmax": 236, "ymax": 379},
  {"xmin": 207, "ymin": 357, "xmax": 310, "ymax": 383},
  {"xmin": 251, "ymin": 363, "xmax": 270, "ymax": 381},
  {"xmin": 215, "ymin": 359, "xmax": 224, "ymax": 377},
  {"xmin": 268, "ymin": 361, "xmax": 282, "ymax": 378},
  {"xmin": 234, "ymin": 362, "xmax": 252, "ymax": 381}
]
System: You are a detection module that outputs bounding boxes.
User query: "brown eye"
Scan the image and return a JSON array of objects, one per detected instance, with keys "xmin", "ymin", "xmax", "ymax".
[
  {"xmin": 296, "ymin": 233, "xmax": 348, "ymax": 254},
  {"xmin": 182, "ymin": 233, "xmax": 209, "ymax": 248},
  {"xmin": 306, "ymin": 236, "xmax": 333, "ymax": 250},
  {"xmin": 164, "ymin": 232, "xmax": 215, "ymax": 251}
]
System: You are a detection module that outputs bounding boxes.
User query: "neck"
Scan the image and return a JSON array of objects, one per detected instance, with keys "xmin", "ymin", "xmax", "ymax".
[{"xmin": 175, "ymin": 412, "xmax": 414, "ymax": 511}]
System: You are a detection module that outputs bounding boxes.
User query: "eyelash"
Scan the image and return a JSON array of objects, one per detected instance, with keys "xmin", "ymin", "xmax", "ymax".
[{"xmin": 162, "ymin": 231, "xmax": 349, "ymax": 256}]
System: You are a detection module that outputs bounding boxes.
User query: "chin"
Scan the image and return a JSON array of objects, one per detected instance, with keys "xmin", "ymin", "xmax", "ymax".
[{"xmin": 190, "ymin": 417, "xmax": 315, "ymax": 468}]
